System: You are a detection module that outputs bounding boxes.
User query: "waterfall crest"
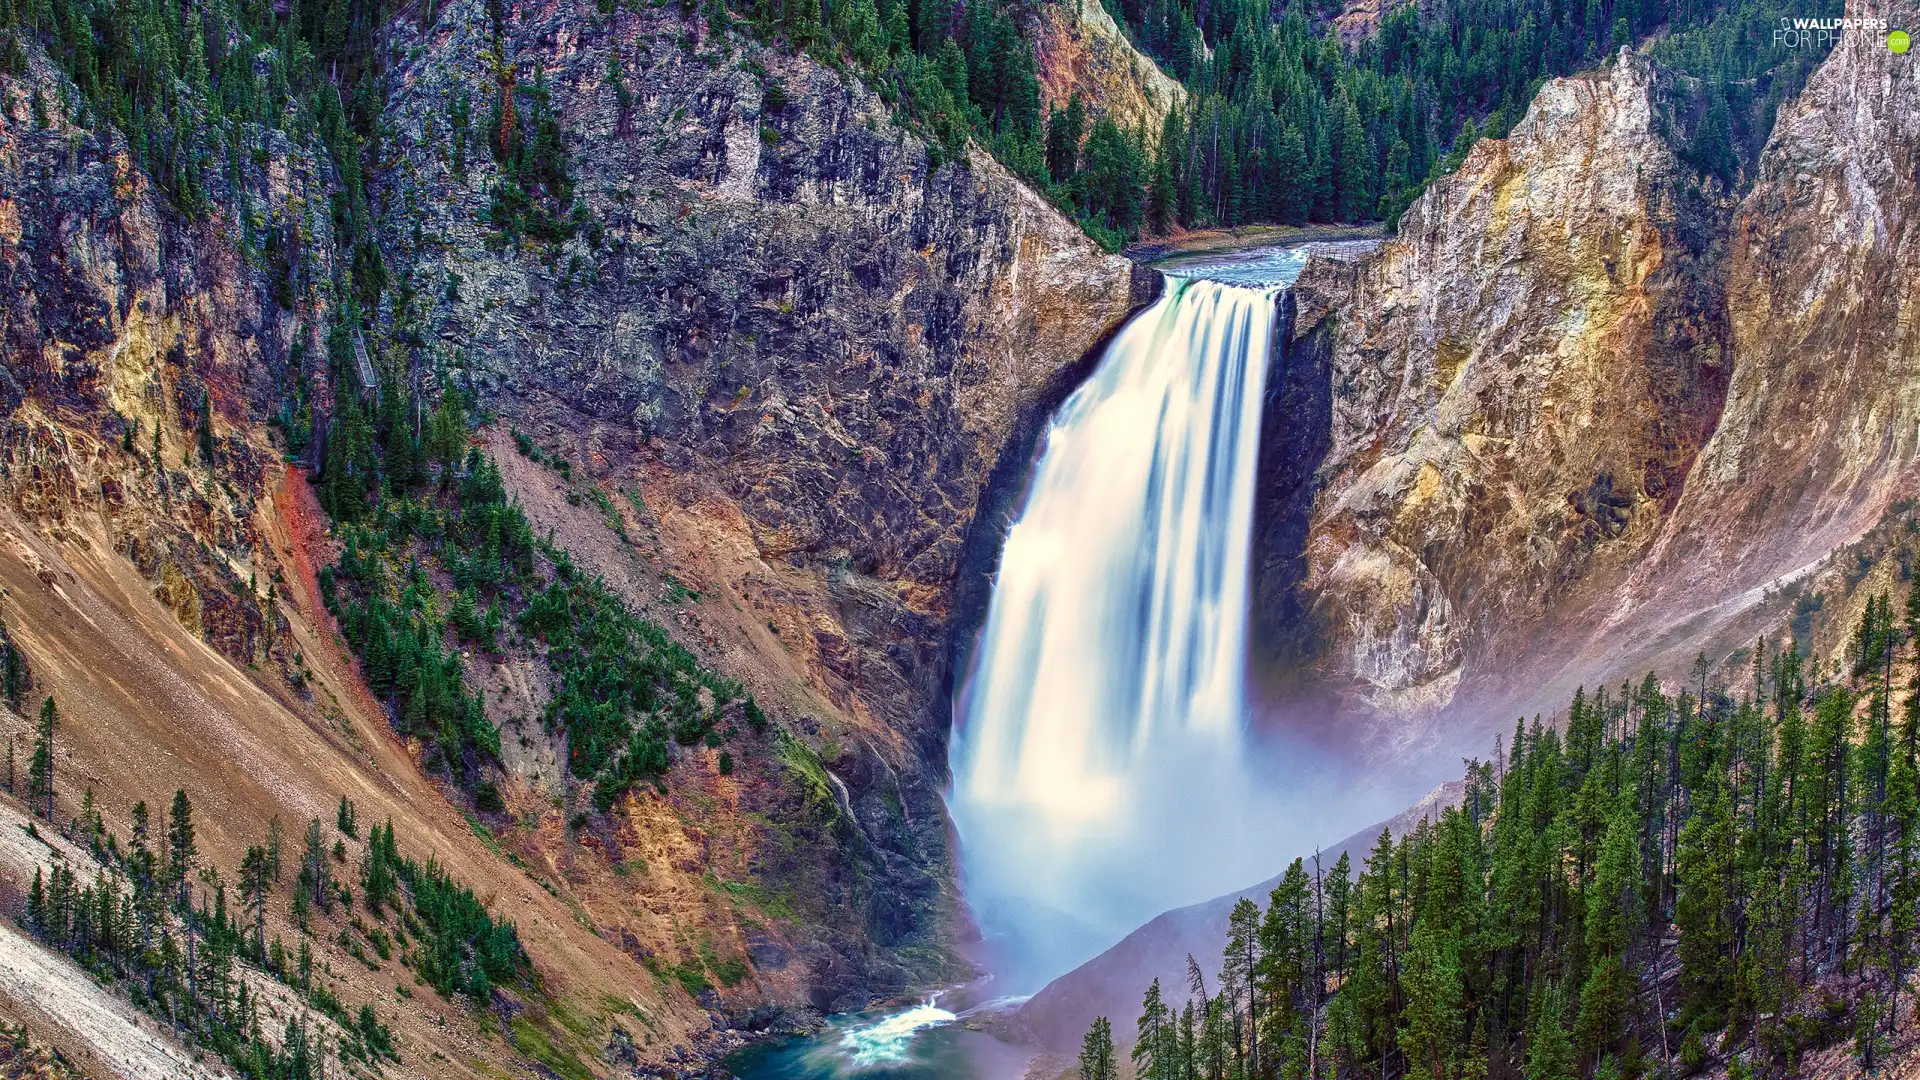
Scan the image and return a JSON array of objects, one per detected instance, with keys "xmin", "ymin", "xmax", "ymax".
[{"xmin": 950, "ymin": 251, "xmax": 1309, "ymax": 986}]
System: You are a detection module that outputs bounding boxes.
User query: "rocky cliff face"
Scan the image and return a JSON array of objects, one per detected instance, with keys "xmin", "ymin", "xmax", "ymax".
[
  {"xmin": 1030, "ymin": 0, "xmax": 1184, "ymax": 139},
  {"xmin": 1268, "ymin": 7, "xmax": 1920, "ymax": 760},
  {"xmin": 1265, "ymin": 53, "xmax": 1726, "ymax": 749},
  {"xmin": 0, "ymin": 45, "xmax": 331, "ymax": 676},
  {"xmin": 371, "ymin": 0, "xmax": 1150, "ymax": 1010},
  {"xmin": 1606, "ymin": 8, "xmax": 1920, "ymax": 664}
]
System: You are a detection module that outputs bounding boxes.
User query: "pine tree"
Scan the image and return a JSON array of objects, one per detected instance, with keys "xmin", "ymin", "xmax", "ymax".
[
  {"xmin": 1078, "ymin": 116, "xmax": 1145, "ymax": 242},
  {"xmin": 1079, "ymin": 1015, "xmax": 1116, "ymax": 1080},
  {"xmin": 1692, "ymin": 84, "xmax": 1737, "ymax": 185},
  {"xmin": 1523, "ymin": 983, "xmax": 1575, "ymax": 1080},
  {"xmin": 1325, "ymin": 849, "xmax": 1352, "ymax": 982},
  {"xmin": 27, "ymin": 696, "xmax": 54, "ymax": 820},
  {"xmin": 1307, "ymin": 123, "xmax": 1333, "ymax": 221},
  {"xmin": 1676, "ymin": 755, "xmax": 1736, "ymax": 1028},
  {"xmin": 1331, "ymin": 90, "xmax": 1371, "ymax": 221},
  {"xmin": 1148, "ymin": 107, "xmax": 1182, "ymax": 233},
  {"xmin": 361, "ymin": 818, "xmax": 399, "ymax": 915},
  {"xmin": 1045, "ymin": 95, "xmax": 1086, "ymax": 184},
  {"xmin": 196, "ymin": 390, "xmax": 216, "ymax": 463},
  {"xmin": 1272, "ymin": 125, "xmax": 1309, "ymax": 225},
  {"xmin": 267, "ymin": 816, "xmax": 284, "ymax": 882},
  {"xmin": 1807, "ymin": 687, "xmax": 1857, "ymax": 968},
  {"xmin": 0, "ymin": 618, "xmax": 30, "ymax": 710},
  {"xmin": 1398, "ymin": 919, "xmax": 1463, "ymax": 1079},
  {"xmin": 1221, "ymin": 897, "xmax": 1260, "ymax": 1076},
  {"xmin": 336, "ymin": 795, "xmax": 358, "ymax": 838},
  {"xmin": 1134, "ymin": 979, "xmax": 1176, "ymax": 1080},
  {"xmin": 25, "ymin": 867, "xmax": 45, "ymax": 932},
  {"xmin": 298, "ymin": 817, "xmax": 333, "ymax": 914},
  {"xmin": 1575, "ymin": 780, "xmax": 1639, "ymax": 1062},
  {"xmin": 1890, "ymin": 583, "xmax": 1920, "ymax": 1031},
  {"xmin": 240, "ymin": 845, "xmax": 272, "ymax": 958}
]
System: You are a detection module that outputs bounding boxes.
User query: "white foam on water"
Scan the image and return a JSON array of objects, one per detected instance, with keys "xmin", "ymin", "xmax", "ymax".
[{"xmin": 822, "ymin": 1001, "xmax": 960, "ymax": 1070}]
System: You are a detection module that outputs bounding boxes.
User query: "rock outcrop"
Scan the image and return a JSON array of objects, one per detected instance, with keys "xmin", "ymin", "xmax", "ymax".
[
  {"xmin": 1030, "ymin": 0, "xmax": 1185, "ymax": 139},
  {"xmin": 0, "ymin": 46, "xmax": 329, "ymax": 678},
  {"xmin": 0, "ymin": 43, "xmax": 729, "ymax": 1079}
]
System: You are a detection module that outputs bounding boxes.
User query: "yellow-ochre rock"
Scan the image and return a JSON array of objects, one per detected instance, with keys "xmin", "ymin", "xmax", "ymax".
[{"xmin": 1273, "ymin": 9, "xmax": 1920, "ymax": 757}]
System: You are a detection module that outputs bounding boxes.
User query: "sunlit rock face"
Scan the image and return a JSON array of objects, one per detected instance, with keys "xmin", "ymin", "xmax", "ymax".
[
  {"xmin": 1266, "ymin": 54, "xmax": 1726, "ymax": 751},
  {"xmin": 1604, "ymin": 0, "xmax": 1920, "ymax": 676},
  {"xmin": 1030, "ymin": 0, "xmax": 1186, "ymax": 140},
  {"xmin": 1265, "ymin": 5, "xmax": 1920, "ymax": 763}
]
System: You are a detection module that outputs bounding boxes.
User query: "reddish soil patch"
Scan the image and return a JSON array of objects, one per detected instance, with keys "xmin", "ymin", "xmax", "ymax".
[{"xmin": 269, "ymin": 466, "xmax": 333, "ymax": 630}]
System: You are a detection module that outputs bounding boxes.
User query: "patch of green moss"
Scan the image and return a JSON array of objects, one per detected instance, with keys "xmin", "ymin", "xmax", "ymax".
[
  {"xmin": 465, "ymin": 814, "xmax": 505, "ymax": 858},
  {"xmin": 508, "ymin": 1016, "xmax": 595, "ymax": 1080},
  {"xmin": 704, "ymin": 871, "xmax": 797, "ymax": 921},
  {"xmin": 777, "ymin": 732, "xmax": 839, "ymax": 817}
]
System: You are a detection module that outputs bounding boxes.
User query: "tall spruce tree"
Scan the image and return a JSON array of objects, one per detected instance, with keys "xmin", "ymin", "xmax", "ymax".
[
  {"xmin": 26, "ymin": 696, "xmax": 54, "ymax": 820},
  {"xmin": 1078, "ymin": 1015, "xmax": 1116, "ymax": 1080},
  {"xmin": 1134, "ymin": 978, "xmax": 1177, "ymax": 1080}
]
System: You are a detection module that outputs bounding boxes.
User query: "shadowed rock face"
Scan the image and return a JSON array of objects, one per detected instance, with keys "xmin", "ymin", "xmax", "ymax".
[
  {"xmin": 374, "ymin": 0, "xmax": 1151, "ymax": 1006},
  {"xmin": 1250, "ymin": 272, "xmax": 1338, "ymax": 714}
]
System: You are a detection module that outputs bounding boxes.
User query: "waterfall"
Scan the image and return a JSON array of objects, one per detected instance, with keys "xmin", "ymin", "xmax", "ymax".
[{"xmin": 950, "ymin": 249, "xmax": 1311, "ymax": 987}]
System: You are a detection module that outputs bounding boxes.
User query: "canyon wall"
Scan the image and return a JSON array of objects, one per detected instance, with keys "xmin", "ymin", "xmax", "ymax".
[
  {"xmin": 1267, "ymin": 52, "xmax": 1723, "ymax": 749},
  {"xmin": 369, "ymin": 0, "xmax": 1153, "ymax": 1014},
  {"xmin": 12, "ymin": 0, "xmax": 1917, "ymax": 1056},
  {"xmin": 1605, "ymin": 8, "xmax": 1920, "ymax": 673},
  {"xmin": 1268, "ymin": 4, "xmax": 1920, "ymax": 763},
  {"xmin": 0, "ymin": 43, "xmax": 741, "ymax": 1079}
]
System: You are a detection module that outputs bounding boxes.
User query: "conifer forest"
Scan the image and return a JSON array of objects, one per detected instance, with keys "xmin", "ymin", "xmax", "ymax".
[{"xmin": 1081, "ymin": 594, "xmax": 1920, "ymax": 1080}]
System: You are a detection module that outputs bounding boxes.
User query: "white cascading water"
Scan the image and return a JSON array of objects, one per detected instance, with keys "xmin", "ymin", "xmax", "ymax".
[{"xmin": 950, "ymin": 249, "xmax": 1314, "ymax": 987}]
